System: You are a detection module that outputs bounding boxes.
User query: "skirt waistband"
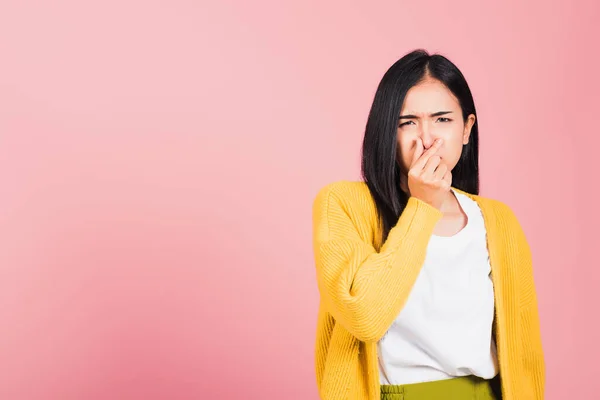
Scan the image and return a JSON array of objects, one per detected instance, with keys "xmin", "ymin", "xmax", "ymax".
[{"xmin": 380, "ymin": 375, "xmax": 499, "ymax": 400}]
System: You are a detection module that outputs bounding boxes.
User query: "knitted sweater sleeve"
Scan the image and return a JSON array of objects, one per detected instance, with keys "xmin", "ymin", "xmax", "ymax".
[{"xmin": 312, "ymin": 182, "xmax": 443, "ymax": 342}]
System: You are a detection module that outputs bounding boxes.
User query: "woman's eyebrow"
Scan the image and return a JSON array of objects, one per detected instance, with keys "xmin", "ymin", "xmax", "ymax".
[{"xmin": 398, "ymin": 111, "xmax": 453, "ymax": 119}]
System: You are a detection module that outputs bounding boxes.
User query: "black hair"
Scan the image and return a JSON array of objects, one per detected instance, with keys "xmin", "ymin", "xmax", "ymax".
[{"xmin": 361, "ymin": 49, "xmax": 479, "ymax": 243}]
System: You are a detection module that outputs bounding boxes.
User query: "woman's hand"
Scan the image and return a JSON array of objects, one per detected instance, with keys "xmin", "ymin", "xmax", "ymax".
[{"xmin": 407, "ymin": 138, "xmax": 452, "ymax": 210}]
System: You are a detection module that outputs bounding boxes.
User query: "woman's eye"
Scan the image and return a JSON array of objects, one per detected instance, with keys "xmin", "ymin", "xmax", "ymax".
[
  {"xmin": 437, "ymin": 117, "xmax": 452, "ymax": 123},
  {"xmin": 399, "ymin": 121, "xmax": 415, "ymax": 127}
]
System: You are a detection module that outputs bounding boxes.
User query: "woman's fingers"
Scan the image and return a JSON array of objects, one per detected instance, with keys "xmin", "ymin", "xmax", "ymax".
[
  {"xmin": 432, "ymin": 162, "xmax": 448, "ymax": 181},
  {"xmin": 410, "ymin": 137, "xmax": 425, "ymax": 168},
  {"xmin": 422, "ymin": 155, "xmax": 442, "ymax": 179},
  {"xmin": 441, "ymin": 170, "xmax": 453, "ymax": 190},
  {"xmin": 410, "ymin": 138, "xmax": 443, "ymax": 172}
]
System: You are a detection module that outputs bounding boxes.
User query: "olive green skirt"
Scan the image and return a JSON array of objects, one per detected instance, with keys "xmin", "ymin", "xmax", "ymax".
[{"xmin": 380, "ymin": 375, "xmax": 499, "ymax": 400}]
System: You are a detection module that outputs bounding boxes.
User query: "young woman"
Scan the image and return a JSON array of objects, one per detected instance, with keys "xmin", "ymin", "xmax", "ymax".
[{"xmin": 312, "ymin": 50, "xmax": 545, "ymax": 400}]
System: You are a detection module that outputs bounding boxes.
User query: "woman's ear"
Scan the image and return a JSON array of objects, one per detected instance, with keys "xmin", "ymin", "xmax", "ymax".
[{"xmin": 463, "ymin": 114, "xmax": 476, "ymax": 145}]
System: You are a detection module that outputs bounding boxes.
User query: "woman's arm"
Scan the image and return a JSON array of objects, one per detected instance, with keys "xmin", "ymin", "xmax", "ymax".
[{"xmin": 312, "ymin": 182, "xmax": 442, "ymax": 342}]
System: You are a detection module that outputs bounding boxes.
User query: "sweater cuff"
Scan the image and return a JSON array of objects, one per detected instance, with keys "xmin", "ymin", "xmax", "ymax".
[{"xmin": 380, "ymin": 196, "xmax": 443, "ymax": 253}]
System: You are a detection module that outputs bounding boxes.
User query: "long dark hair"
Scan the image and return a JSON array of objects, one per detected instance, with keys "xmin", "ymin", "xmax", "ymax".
[{"xmin": 361, "ymin": 49, "xmax": 479, "ymax": 243}]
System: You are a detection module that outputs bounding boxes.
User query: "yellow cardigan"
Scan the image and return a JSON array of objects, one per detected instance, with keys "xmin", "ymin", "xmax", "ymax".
[{"xmin": 312, "ymin": 181, "xmax": 545, "ymax": 400}]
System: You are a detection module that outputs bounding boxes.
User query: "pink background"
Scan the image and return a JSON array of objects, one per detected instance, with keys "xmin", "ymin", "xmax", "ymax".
[{"xmin": 1, "ymin": 0, "xmax": 598, "ymax": 399}]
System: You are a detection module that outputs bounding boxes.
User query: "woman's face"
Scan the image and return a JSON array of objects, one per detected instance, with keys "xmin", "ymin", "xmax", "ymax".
[{"xmin": 396, "ymin": 77, "xmax": 476, "ymax": 176}]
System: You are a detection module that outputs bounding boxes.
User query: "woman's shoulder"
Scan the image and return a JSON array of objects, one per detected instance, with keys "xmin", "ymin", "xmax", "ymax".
[
  {"xmin": 313, "ymin": 180, "xmax": 373, "ymax": 211},
  {"xmin": 463, "ymin": 192, "xmax": 524, "ymax": 239},
  {"xmin": 313, "ymin": 180, "xmax": 376, "ymax": 219},
  {"xmin": 315, "ymin": 180, "xmax": 370, "ymax": 197},
  {"xmin": 312, "ymin": 180, "xmax": 380, "ymax": 243},
  {"xmin": 456, "ymin": 189, "xmax": 520, "ymax": 221}
]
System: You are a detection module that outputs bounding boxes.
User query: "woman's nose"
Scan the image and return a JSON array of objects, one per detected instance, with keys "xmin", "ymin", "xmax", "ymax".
[{"xmin": 419, "ymin": 125, "xmax": 436, "ymax": 148}]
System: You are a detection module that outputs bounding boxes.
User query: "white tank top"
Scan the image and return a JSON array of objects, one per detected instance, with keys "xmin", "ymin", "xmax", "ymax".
[{"xmin": 378, "ymin": 189, "xmax": 498, "ymax": 385}]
